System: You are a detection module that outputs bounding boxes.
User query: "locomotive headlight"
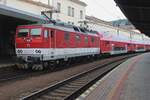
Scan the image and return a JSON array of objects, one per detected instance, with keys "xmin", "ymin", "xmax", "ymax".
[
  {"xmin": 35, "ymin": 50, "xmax": 41, "ymax": 54},
  {"xmin": 17, "ymin": 50, "xmax": 23, "ymax": 54}
]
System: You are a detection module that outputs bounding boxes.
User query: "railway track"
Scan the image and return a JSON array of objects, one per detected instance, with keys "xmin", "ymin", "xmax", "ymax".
[
  {"xmin": 21, "ymin": 54, "xmax": 136, "ymax": 100},
  {"xmin": 0, "ymin": 67, "xmax": 39, "ymax": 83},
  {"xmin": 0, "ymin": 53, "xmax": 133, "ymax": 84}
]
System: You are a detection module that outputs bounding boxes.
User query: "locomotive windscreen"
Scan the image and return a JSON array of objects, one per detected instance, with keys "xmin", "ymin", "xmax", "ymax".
[
  {"xmin": 18, "ymin": 29, "xmax": 29, "ymax": 37},
  {"xmin": 17, "ymin": 28, "xmax": 42, "ymax": 37},
  {"xmin": 30, "ymin": 28, "xmax": 41, "ymax": 37}
]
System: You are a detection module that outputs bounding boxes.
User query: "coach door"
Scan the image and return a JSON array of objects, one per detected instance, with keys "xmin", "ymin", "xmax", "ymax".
[{"xmin": 50, "ymin": 29, "xmax": 56, "ymax": 48}]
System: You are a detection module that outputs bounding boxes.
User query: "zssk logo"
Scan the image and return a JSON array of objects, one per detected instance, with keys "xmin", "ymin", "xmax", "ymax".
[
  {"xmin": 26, "ymin": 37, "xmax": 32, "ymax": 42},
  {"xmin": 27, "ymin": 44, "xmax": 30, "ymax": 48}
]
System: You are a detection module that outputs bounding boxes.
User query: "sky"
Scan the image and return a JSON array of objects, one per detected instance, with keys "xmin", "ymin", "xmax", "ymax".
[
  {"xmin": 35, "ymin": 0, "xmax": 126, "ymax": 21},
  {"xmin": 81, "ymin": 0, "xmax": 126, "ymax": 21}
]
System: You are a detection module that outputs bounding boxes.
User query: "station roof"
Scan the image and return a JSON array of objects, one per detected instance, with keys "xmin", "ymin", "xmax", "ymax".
[
  {"xmin": 114, "ymin": 0, "xmax": 150, "ymax": 36},
  {"xmin": 20, "ymin": 0, "xmax": 53, "ymax": 9},
  {"xmin": 0, "ymin": 4, "xmax": 45, "ymax": 22},
  {"xmin": 70, "ymin": 0, "xmax": 87, "ymax": 7}
]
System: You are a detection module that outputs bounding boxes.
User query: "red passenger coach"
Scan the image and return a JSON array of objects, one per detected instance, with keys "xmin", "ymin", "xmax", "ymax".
[{"xmin": 15, "ymin": 23, "xmax": 100, "ymax": 70}]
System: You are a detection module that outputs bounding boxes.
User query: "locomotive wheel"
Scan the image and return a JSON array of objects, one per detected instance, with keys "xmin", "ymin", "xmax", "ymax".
[
  {"xmin": 58, "ymin": 60, "xmax": 66, "ymax": 67},
  {"xmin": 66, "ymin": 59, "xmax": 71, "ymax": 67},
  {"xmin": 32, "ymin": 64, "xmax": 44, "ymax": 71},
  {"xmin": 43, "ymin": 62, "xmax": 49, "ymax": 69},
  {"xmin": 48, "ymin": 60, "xmax": 60, "ymax": 70},
  {"xmin": 49, "ymin": 62, "xmax": 56, "ymax": 70},
  {"xmin": 59, "ymin": 59, "xmax": 71, "ymax": 67}
]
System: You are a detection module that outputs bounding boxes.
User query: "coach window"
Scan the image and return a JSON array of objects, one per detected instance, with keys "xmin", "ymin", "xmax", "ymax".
[
  {"xmin": 65, "ymin": 32, "xmax": 70, "ymax": 41},
  {"xmin": 44, "ymin": 29, "xmax": 49, "ymax": 38}
]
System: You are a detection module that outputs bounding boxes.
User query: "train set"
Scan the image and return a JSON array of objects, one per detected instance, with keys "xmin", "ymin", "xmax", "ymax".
[{"xmin": 15, "ymin": 22, "xmax": 150, "ymax": 70}]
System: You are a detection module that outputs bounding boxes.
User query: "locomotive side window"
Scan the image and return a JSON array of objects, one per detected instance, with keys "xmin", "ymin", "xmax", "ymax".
[
  {"xmin": 44, "ymin": 30, "xmax": 49, "ymax": 38},
  {"xmin": 65, "ymin": 32, "xmax": 70, "ymax": 41},
  {"xmin": 50, "ymin": 30, "xmax": 54, "ymax": 38},
  {"xmin": 84, "ymin": 36, "xmax": 88, "ymax": 43},
  {"xmin": 18, "ymin": 29, "xmax": 29, "ymax": 37},
  {"xmin": 76, "ymin": 35, "xmax": 81, "ymax": 42},
  {"xmin": 31, "ymin": 28, "xmax": 41, "ymax": 37},
  {"xmin": 91, "ymin": 37, "xmax": 95, "ymax": 43}
]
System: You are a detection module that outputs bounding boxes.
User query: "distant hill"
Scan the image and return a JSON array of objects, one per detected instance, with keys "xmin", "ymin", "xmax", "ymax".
[
  {"xmin": 111, "ymin": 19, "xmax": 135, "ymax": 30},
  {"xmin": 111, "ymin": 19, "xmax": 132, "ymax": 27}
]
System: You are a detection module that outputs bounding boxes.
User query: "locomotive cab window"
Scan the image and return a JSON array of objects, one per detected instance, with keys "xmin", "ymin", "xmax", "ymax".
[
  {"xmin": 18, "ymin": 29, "xmax": 29, "ymax": 37},
  {"xmin": 31, "ymin": 28, "xmax": 41, "ymax": 37}
]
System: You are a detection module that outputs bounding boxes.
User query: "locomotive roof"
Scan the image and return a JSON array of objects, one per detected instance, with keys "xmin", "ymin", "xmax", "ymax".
[
  {"xmin": 19, "ymin": 22, "xmax": 98, "ymax": 36},
  {"xmin": 43, "ymin": 22, "xmax": 98, "ymax": 34}
]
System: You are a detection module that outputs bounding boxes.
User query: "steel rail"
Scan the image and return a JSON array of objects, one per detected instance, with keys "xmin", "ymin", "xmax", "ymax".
[{"xmin": 21, "ymin": 54, "xmax": 137, "ymax": 100}]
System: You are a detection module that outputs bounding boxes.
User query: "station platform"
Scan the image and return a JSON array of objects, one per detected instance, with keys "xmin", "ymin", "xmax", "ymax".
[
  {"xmin": 0, "ymin": 57, "xmax": 16, "ymax": 68},
  {"xmin": 77, "ymin": 52, "xmax": 150, "ymax": 100}
]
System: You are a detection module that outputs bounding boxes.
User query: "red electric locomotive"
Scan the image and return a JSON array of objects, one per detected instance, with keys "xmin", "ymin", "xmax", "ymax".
[{"xmin": 15, "ymin": 23, "xmax": 100, "ymax": 70}]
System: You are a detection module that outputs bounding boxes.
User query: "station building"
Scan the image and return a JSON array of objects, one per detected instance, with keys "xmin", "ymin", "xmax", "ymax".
[
  {"xmin": 0, "ymin": 0, "xmax": 86, "ymax": 57},
  {"xmin": 85, "ymin": 16, "xmax": 118, "ymax": 35}
]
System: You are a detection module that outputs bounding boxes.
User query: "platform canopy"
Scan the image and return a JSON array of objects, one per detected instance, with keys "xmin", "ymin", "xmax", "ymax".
[
  {"xmin": 114, "ymin": 0, "xmax": 150, "ymax": 36},
  {"xmin": 0, "ymin": 4, "xmax": 45, "ymax": 22}
]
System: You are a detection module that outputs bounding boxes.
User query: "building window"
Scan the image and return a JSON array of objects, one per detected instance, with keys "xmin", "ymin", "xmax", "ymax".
[
  {"xmin": 68, "ymin": 6, "xmax": 75, "ymax": 17},
  {"xmin": 68, "ymin": 6, "xmax": 71, "ymax": 16},
  {"xmin": 33, "ymin": 0, "xmax": 49, "ymax": 5},
  {"xmin": 80, "ymin": 10, "xmax": 83, "ymax": 19},
  {"xmin": 57, "ymin": 2, "xmax": 61, "ymax": 12},
  {"xmin": 72, "ymin": 8, "xmax": 74, "ymax": 17},
  {"xmin": 68, "ymin": 21, "xmax": 71, "ymax": 24}
]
